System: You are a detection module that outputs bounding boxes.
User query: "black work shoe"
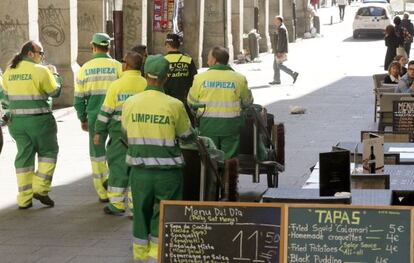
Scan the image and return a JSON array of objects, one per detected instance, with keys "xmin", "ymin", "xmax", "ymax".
[
  {"xmin": 292, "ymin": 72, "xmax": 299, "ymax": 84},
  {"xmin": 99, "ymin": 197, "xmax": 109, "ymax": 203},
  {"xmin": 269, "ymin": 81, "xmax": 281, "ymax": 85},
  {"xmin": 33, "ymin": 193, "xmax": 55, "ymax": 207},
  {"xmin": 103, "ymin": 205, "xmax": 124, "ymax": 216},
  {"xmin": 18, "ymin": 203, "xmax": 33, "ymax": 210}
]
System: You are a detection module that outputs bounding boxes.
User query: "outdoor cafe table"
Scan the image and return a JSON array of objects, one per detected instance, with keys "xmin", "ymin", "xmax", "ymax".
[{"xmin": 337, "ymin": 141, "xmax": 414, "ymax": 164}]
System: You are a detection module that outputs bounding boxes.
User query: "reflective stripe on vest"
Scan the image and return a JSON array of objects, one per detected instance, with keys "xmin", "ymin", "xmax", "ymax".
[
  {"xmin": 127, "ymin": 137, "xmax": 176, "ymax": 147},
  {"xmin": 126, "ymin": 155, "xmax": 183, "ymax": 166},
  {"xmin": 10, "ymin": 107, "xmax": 51, "ymax": 115},
  {"xmin": 7, "ymin": 94, "xmax": 48, "ymax": 101},
  {"xmin": 202, "ymin": 112, "xmax": 240, "ymax": 118}
]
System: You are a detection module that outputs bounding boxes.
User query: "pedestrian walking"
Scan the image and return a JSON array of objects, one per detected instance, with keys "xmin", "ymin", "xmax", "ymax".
[
  {"xmin": 337, "ymin": 0, "xmax": 347, "ymax": 21},
  {"xmin": 188, "ymin": 46, "xmax": 253, "ymax": 160},
  {"xmin": 269, "ymin": 16, "xmax": 299, "ymax": 85},
  {"xmin": 401, "ymin": 13, "xmax": 414, "ymax": 58},
  {"xmin": 74, "ymin": 33, "xmax": 122, "ymax": 202},
  {"xmin": 94, "ymin": 51, "xmax": 147, "ymax": 216},
  {"xmin": 164, "ymin": 33, "xmax": 198, "ymax": 126},
  {"xmin": 121, "ymin": 54, "xmax": 194, "ymax": 262},
  {"xmin": 0, "ymin": 40, "xmax": 62, "ymax": 209},
  {"xmin": 384, "ymin": 25, "xmax": 401, "ymax": 71}
]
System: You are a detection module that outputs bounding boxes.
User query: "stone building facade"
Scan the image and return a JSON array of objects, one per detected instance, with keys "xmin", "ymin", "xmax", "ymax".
[{"xmin": 0, "ymin": 0, "xmax": 308, "ymax": 106}]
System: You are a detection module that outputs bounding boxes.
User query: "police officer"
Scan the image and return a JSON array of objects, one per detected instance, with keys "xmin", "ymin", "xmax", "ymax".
[
  {"xmin": 94, "ymin": 51, "xmax": 147, "ymax": 216},
  {"xmin": 164, "ymin": 33, "xmax": 197, "ymax": 125},
  {"xmin": 188, "ymin": 46, "xmax": 253, "ymax": 160},
  {"xmin": 1, "ymin": 40, "xmax": 62, "ymax": 209},
  {"xmin": 74, "ymin": 33, "xmax": 122, "ymax": 202},
  {"xmin": 121, "ymin": 55, "xmax": 193, "ymax": 262}
]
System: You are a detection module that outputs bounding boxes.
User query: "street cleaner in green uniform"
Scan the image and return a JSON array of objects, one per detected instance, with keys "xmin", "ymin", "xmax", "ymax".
[
  {"xmin": 94, "ymin": 51, "xmax": 147, "ymax": 216},
  {"xmin": 74, "ymin": 33, "xmax": 122, "ymax": 202},
  {"xmin": 188, "ymin": 46, "xmax": 253, "ymax": 160},
  {"xmin": 121, "ymin": 55, "xmax": 194, "ymax": 262},
  {"xmin": 1, "ymin": 40, "xmax": 62, "ymax": 209}
]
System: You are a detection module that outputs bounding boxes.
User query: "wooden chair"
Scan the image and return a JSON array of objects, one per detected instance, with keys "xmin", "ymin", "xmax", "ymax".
[
  {"xmin": 374, "ymin": 83, "xmax": 397, "ymax": 122},
  {"xmin": 378, "ymin": 93, "xmax": 414, "ymax": 131},
  {"xmin": 372, "ymin": 73, "xmax": 388, "ymax": 122},
  {"xmin": 360, "ymin": 131, "xmax": 412, "ymax": 143}
]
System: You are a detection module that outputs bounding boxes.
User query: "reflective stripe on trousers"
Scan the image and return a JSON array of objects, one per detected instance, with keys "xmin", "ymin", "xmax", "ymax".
[
  {"xmin": 91, "ymin": 156, "xmax": 108, "ymax": 199},
  {"xmin": 108, "ymin": 186, "xmax": 126, "ymax": 210}
]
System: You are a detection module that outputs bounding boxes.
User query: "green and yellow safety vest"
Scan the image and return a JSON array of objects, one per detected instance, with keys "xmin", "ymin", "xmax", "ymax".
[
  {"xmin": 187, "ymin": 64, "xmax": 253, "ymax": 136},
  {"xmin": 1, "ymin": 58, "xmax": 62, "ymax": 116},
  {"xmin": 95, "ymin": 70, "xmax": 147, "ymax": 135},
  {"xmin": 74, "ymin": 53, "xmax": 122, "ymax": 122},
  {"xmin": 121, "ymin": 85, "xmax": 193, "ymax": 168}
]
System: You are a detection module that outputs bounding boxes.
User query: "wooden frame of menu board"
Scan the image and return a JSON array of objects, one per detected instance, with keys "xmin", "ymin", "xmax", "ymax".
[
  {"xmin": 159, "ymin": 200, "xmax": 286, "ymax": 263},
  {"xmin": 282, "ymin": 204, "xmax": 413, "ymax": 263}
]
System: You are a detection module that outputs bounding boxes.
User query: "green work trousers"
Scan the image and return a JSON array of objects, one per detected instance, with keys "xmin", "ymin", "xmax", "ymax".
[
  {"xmin": 131, "ymin": 167, "xmax": 183, "ymax": 262},
  {"xmin": 106, "ymin": 132, "xmax": 132, "ymax": 212},
  {"xmin": 204, "ymin": 133, "xmax": 240, "ymax": 160},
  {"xmin": 8, "ymin": 114, "xmax": 58, "ymax": 207},
  {"xmin": 88, "ymin": 115, "xmax": 108, "ymax": 199}
]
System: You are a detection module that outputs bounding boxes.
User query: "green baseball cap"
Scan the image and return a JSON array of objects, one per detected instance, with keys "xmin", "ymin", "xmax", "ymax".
[
  {"xmin": 144, "ymin": 54, "xmax": 169, "ymax": 79},
  {"xmin": 91, "ymin": 33, "xmax": 111, "ymax": 46}
]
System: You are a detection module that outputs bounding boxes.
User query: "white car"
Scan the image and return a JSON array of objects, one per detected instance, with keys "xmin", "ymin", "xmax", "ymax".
[
  {"xmin": 353, "ymin": 3, "xmax": 394, "ymax": 38},
  {"xmin": 362, "ymin": 0, "xmax": 388, "ymax": 3}
]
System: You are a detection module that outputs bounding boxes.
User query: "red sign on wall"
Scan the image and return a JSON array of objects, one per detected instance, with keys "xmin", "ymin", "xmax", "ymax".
[{"xmin": 153, "ymin": 0, "xmax": 169, "ymax": 32}]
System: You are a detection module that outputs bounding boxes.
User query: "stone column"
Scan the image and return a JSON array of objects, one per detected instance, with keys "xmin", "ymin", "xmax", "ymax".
[
  {"xmin": 39, "ymin": 0, "xmax": 80, "ymax": 107},
  {"xmin": 282, "ymin": 0, "xmax": 296, "ymax": 42},
  {"xmin": 77, "ymin": 0, "xmax": 105, "ymax": 65},
  {"xmin": 258, "ymin": 0, "xmax": 270, "ymax": 53},
  {"xmin": 243, "ymin": 0, "xmax": 255, "ymax": 34},
  {"xmin": 203, "ymin": 0, "xmax": 233, "ymax": 67},
  {"xmin": 147, "ymin": 0, "xmax": 167, "ymax": 54},
  {"xmin": 183, "ymin": 0, "xmax": 204, "ymax": 68},
  {"xmin": 268, "ymin": 0, "xmax": 281, "ymax": 53},
  {"xmin": 123, "ymin": 0, "xmax": 147, "ymax": 52},
  {"xmin": 295, "ymin": 0, "xmax": 307, "ymax": 38},
  {"xmin": 0, "ymin": 0, "xmax": 39, "ymax": 71},
  {"xmin": 231, "ymin": 0, "xmax": 243, "ymax": 57}
]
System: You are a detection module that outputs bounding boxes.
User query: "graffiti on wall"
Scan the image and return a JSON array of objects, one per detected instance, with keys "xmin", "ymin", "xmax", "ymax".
[
  {"xmin": 0, "ymin": 16, "xmax": 26, "ymax": 66},
  {"xmin": 39, "ymin": 5, "xmax": 66, "ymax": 47},
  {"xmin": 78, "ymin": 12, "xmax": 99, "ymax": 33},
  {"xmin": 124, "ymin": 2, "xmax": 142, "ymax": 49}
]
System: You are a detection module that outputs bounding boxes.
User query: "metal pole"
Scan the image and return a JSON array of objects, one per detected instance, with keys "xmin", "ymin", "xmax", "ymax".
[
  {"xmin": 113, "ymin": 0, "xmax": 124, "ymax": 61},
  {"xmin": 253, "ymin": 123, "xmax": 260, "ymax": 183},
  {"xmin": 199, "ymin": 162, "xmax": 206, "ymax": 201}
]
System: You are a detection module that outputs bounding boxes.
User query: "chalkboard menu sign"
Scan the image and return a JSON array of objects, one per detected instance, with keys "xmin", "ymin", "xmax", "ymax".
[
  {"xmin": 286, "ymin": 205, "xmax": 412, "ymax": 263},
  {"xmin": 393, "ymin": 100, "xmax": 414, "ymax": 133},
  {"xmin": 160, "ymin": 201, "xmax": 283, "ymax": 263}
]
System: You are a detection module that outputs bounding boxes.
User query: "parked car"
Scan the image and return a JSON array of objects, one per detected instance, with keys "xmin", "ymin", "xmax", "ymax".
[
  {"xmin": 353, "ymin": 4, "xmax": 395, "ymax": 39},
  {"xmin": 362, "ymin": 0, "xmax": 389, "ymax": 3}
]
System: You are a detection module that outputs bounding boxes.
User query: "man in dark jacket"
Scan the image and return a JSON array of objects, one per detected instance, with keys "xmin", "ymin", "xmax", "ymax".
[
  {"xmin": 269, "ymin": 16, "xmax": 299, "ymax": 85},
  {"xmin": 401, "ymin": 13, "xmax": 414, "ymax": 57},
  {"xmin": 164, "ymin": 33, "xmax": 198, "ymax": 125}
]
